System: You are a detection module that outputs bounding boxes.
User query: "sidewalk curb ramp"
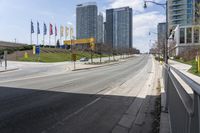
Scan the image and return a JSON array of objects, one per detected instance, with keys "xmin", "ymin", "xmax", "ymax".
[{"xmin": 0, "ymin": 68, "xmax": 19, "ymax": 73}]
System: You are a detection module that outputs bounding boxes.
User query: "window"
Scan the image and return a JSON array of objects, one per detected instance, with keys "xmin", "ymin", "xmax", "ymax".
[
  {"xmin": 180, "ymin": 28, "xmax": 185, "ymax": 43},
  {"xmin": 194, "ymin": 27, "xmax": 200, "ymax": 43},
  {"xmin": 187, "ymin": 28, "xmax": 192, "ymax": 43}
]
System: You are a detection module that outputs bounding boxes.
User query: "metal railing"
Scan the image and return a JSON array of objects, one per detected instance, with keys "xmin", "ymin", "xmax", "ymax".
[{"xmin": 163, "ymin": 64, "xmax": 200, "ymax": 133}]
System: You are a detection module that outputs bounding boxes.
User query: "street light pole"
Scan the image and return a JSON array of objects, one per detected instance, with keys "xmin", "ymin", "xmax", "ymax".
[{"xmin": 144, "ymin": 0, "xmax": 168, "ymax": 64}]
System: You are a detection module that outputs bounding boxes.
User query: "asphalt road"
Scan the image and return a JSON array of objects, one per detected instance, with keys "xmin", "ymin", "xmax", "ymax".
[{"xmin": 0, "ymin": 55, "xmax": 153, "ymax": 133}]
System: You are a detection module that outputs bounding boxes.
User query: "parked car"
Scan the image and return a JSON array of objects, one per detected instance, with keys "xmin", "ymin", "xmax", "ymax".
[{"xmin": 80, "ymin": 57, "xmax": 89, "ymax": 62}]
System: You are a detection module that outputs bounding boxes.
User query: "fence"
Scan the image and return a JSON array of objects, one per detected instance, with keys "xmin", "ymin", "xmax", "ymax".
[{"xmin": 163, "ymin": 64, "xmax": 200, "ymax": 133}]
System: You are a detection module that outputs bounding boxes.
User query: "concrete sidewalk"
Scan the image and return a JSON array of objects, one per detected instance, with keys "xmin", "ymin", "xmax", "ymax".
[
  {"xmin": 0, "ymin": 60, "xmax": 19, "ymax": 73},
  {"xmin": 0, "ymin": 66, "xmax": 19, "ymax": 73},
  {"xmin": 169, "ymin": 60, "xmax": 200, "ymax": 84}
]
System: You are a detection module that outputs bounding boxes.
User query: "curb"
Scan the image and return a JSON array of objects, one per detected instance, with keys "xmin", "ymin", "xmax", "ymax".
[
  {"xmin": 0, "ymin": 68, "xmax": 19, "ymax": 73},
  {"xmin": 72, "ymin": 61, "xmax": 122, "ymax": 71},
  {"xmin": 72, "ymin": 59, "xmax": 129, "ymax": 71},
  {"xmin": 159, "ymin": 67, "xmax": 171, "ymax": 133}
]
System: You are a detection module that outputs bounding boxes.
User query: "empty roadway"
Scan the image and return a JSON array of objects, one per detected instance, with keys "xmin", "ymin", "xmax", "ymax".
[{"xmin": 0, "ymin": 55, "xmax": 153, "ymax": 133}]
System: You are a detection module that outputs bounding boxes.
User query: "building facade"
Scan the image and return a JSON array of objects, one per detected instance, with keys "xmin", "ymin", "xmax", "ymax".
[
  {"xmin": 97, "ymin": 12, "xmax": 104, "ymax": 44},
  {"xmin": 76, "ymin": 2, "xmax": 97, "ymax": 41},
  {"xmin": 169, "ymin": 25, "xmax": 200, "ymax": 56},
  {"xmin": 168, "ymin": 0, "xmax": 194, "ymax": 32},
  {"xmin": 105, "ymin": 7, "xmax": 132, "ymax": 50},
  {"xmin": 168, "ymin": 0, "xmax": 200, "ymax": 56}
]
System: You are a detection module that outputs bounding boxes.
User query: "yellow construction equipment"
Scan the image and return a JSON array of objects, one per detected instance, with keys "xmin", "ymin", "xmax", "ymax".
[{"xmin": 64, "ymin": 38, "xmax": 95, "ymax": 45}]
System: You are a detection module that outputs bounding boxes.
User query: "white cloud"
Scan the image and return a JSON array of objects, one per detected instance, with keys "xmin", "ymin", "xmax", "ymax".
[
  {"xmin": 108, "ymin": 0, "xmax": 166, "ymax": 52},
  {"xmin": 108, "ymin": 0, "xmax": 163, "ymax": 13},
  {"xmin": 132, "ymin": 11, "xmax": 165, "ymax": 52},
  {"xmin": 109, "ymin": 0, "xmax": 144, "ymax": 13},
  {"xmin": 133, "ymin": 11, "xmax": 165, "ymax": 38},
  {"xmin": 67, "ymin": 22, "xmax": 73, "ymax": 25}
]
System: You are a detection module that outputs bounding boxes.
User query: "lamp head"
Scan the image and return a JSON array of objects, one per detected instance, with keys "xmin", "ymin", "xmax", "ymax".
[{"xmin": 144, "ymin": 1, "xmax": 147, "ymax": 8}]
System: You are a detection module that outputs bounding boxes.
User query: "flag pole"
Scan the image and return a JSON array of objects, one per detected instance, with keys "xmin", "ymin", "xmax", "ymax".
[
  {"xmin": 43, "ymin": 34, "xmax": 45, "ymax": 47},
  {"xmin": 43, "ymin": 23, "xmax": 44, "ymax": 47},
  {"xmin": 30, "ymin": 20, "xmax": 32, "ymax": 46},
  {"xmin": 49, "ymin": 23, "xmax": 51, "ymax": 48},
  {"xmin": 30, "ymin": 31, "xmax": 32, "ymax": 46},
  {"xmin": 55, "ymin": 24, "xmax": 57, "ymax": 48},
  {"xmin": 60, "ymin": 26, "xmax": 61, "ymax": 49},
  {"xmin": 37, "ymin": 32, "xmax": 38, "ymax": 46},
  {"xmin": 55, "ymin": 34, "xmax": 56, "ymax": 48},
  {"xmin": 49, "ymin": 35, "xmax": 51, "ymax": 48}
]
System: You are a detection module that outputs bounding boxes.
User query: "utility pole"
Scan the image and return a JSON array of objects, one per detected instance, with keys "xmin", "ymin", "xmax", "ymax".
[
  {"xmin": 4, "ymin": 51, "xmax": 7, "ymax": 70},
  {"xmin": 15, "ymin": 38, "xmax": 18, "ymax": 60},
  {"xmin": 144, "ymin": 0, "xmax": 168, "ymax": 64}
]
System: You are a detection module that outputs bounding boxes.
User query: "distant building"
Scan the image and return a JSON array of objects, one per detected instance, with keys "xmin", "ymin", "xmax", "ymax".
[
  {"xmin": 105, "ymin": 7, "xmax": 132, "ymax": 50},
  {"xmin": 97, "ymin": 12, "xmax": 104, "ymax": 43},
  {"xmin": 157, "ymin": 23, "xmax": 166, "ymax": 51},
  {"xmin": 76, "ymin": 2, "xmax": 97, "ymax": 41}
]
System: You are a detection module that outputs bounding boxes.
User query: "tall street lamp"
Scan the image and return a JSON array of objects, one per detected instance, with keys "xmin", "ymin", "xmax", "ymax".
[{"xmin": 144, "ymin": 0, "xmax": 168, "ymax": 64}]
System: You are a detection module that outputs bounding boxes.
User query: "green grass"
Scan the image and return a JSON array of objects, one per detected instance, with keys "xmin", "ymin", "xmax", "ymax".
[
  {"xmin": 174, "ymin": 59, "xmax": 200, "ymax": 77},
  {"xmin": 19, "ymin": 51, "xmax": 108, "ymax": 63}
]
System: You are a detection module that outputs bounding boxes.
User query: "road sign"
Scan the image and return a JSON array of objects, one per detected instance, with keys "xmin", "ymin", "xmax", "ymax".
[
  {"xmin": 36, "ymin": 46, "xmax": 40, "ymax": 55},
  {"xmin": 72, "ymin": 54, "xmax": 76, "ymax": 61}
]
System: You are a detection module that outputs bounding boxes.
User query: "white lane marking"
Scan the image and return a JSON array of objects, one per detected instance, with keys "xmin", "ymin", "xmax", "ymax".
[
  {"xmin": 0, "ymin": 71, "xmax": 72, "ymax": 84},
  {"xmin": 41, "ymin": 97, "xmax": 102, "ymax": 133}
]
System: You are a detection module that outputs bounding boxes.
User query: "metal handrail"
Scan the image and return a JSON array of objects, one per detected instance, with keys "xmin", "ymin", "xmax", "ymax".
[
  {"xmin": 170, "ymin": 65, "xmax": 200, "ymax": 95},
  {"xmin": 164, "ymin": 63, "xmax": 200, "ymax": 133},
  {"xmin": 165, "ymin": 64, "xmax": 194, "ymax": 114}
]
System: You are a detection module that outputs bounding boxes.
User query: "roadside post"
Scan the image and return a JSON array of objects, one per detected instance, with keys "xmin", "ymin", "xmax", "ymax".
[
  {"xmin": 90, "ymin": 42, "xmax": 95, "ymax": 63},
  {"xmin": 36, "ymin": 46, "xmax": 40, "ymax": 61},
  {"xmin": 72, "ymin": 53, "xmax": 76, "ymax": 70},
  {"xmin": 4, "ymin": 51, "xmax": 7, "ymax": 70},
  {"xmin": 197, "ymin": 56, "xmax": 200, "ymax": 72},
  {"xmin": 33, "ymin": 46, "xmax": 36, "ymax": 55},
  {"xmin": 0, "ymin": 55, "xmax": 3, "ymax": 67}
]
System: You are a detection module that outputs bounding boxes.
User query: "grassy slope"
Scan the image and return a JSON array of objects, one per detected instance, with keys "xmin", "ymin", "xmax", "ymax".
[
  {"xmin": 174, "ymin": 59, "xmax": 200, "ymax": 77},
  {"xmin": 19, "ymin": 51, "xmax": 107, "ymax": 63}
]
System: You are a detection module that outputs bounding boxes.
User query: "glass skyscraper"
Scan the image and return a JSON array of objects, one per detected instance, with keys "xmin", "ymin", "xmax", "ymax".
[
  {"xmin": 76, "ymin": 2, "xmax": 97, "ymax": 41},
  {"xmin": 105, "ymin": 7, "xmax": 132, "ymax": 50},
  {"xmin": 97, "ymin": 12, "xmax": 104, "ymax": 44}
]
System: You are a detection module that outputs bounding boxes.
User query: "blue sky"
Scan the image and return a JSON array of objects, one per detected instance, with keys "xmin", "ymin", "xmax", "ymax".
[{"xmin": 0, "ymin": 0, "xmax": 166, "ymax": 52}]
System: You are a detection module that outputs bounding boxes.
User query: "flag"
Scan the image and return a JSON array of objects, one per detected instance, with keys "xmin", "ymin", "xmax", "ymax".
[
  {"xmin": 55, "ymin": 25, "xmax": 57, "ymax": 36},
  {"xmin": 60, "ymin": 26, "xmax": 64, "ymax": 37},
  {"xmin": 37, "ymin": 22, "xmax": 40, "ymax": 34},
  {"xmin": 43, "ymin": 23, "xmax": 47, "ymax": 35},
  {"xmin": 49, "ymin": 23, "xmax": 53, "ymax": 35},
  {"xmin": 31, "ymin": 21, "xmax": 34, "ymax": 34},
  {"xmin": 65, "ymin": 26, "xmax": 69, "ymax": 38},
  {"xmin": 70, "ymin": 27, "xmax": 73, "ymax": 39}
]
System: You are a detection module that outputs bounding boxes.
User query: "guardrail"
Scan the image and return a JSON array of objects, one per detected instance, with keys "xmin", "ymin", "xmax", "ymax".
[{"xmin": 163, "ymin": 64, "xmax": 200, "ymax": 133}]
